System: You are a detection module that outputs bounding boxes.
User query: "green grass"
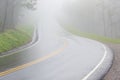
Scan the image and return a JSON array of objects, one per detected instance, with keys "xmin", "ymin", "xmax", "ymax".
[
  {"xmin": 0, "ymin": 26, "xmax": 34, "ymax": 54},
  {"xmin": 64, "ymin": 26, "xmax": 120, "ymax": 44},
  {"xmin": 15, "ymin": 25, "xmax": 34, "ymax": 36}
]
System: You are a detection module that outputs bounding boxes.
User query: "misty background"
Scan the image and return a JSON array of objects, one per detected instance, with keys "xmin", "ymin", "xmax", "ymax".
[
  {"xmin": 0, "ymin": 0, "xmax": 120, "ymax": 39},
  {"xmin": 60, "ymin": 0, "xmax": 120, "ymax": 39},
  {"xmin": 0, "ymin": 0, "xmax": 38, "ymax": 32}
]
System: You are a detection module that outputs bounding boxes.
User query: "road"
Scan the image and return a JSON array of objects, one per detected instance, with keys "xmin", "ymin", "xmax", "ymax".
[{"xmin": 0, "ymin": 0, "xmax": 113, "ymax": 80}]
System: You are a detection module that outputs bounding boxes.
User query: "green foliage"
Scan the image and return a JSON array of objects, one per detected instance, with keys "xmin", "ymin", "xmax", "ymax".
[
  {"xmin": 15, "ymin": 25, "xmax": 34, "ymax": 36},
  {"xmin": 22, "ymin": 0, "xmax": 37, "ymax": 10},
  {"xmin": 65, "ymin": 26, "xmax": 120, "ymax": 44},
  {"xmin": 0, "ymin": 27, "xmax": 33, "ymax": 53}
]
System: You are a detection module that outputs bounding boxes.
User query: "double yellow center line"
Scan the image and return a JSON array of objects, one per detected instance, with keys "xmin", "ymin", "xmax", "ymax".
[{"xmin": 0, "ymin": 40, "xmax": 68, "ymax": 76}]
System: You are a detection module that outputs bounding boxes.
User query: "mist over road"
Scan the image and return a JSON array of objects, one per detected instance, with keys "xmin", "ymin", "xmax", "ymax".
[{"xmin": 0, "ymin": 0, "xmax": 113, "ymax": 80}]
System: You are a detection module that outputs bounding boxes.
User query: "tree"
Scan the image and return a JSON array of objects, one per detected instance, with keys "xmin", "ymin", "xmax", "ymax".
[
  {"xmin": 0, "ymin": 0, "xmax": 37, "ymax": 31},
  {"xmin": 1, "ymin": 0, "xmax": 9, "ymax": 31}
]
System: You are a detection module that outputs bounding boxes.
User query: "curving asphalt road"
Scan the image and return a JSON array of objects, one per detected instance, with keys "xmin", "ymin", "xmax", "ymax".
[{"xmin": 0, "ymin": 0, "xmax": 113, "ymax": 80}]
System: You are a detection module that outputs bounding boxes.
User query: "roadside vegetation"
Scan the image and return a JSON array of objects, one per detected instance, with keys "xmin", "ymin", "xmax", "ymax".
[
  {"xmin": 65, "ymin": 26, "xmax": 120, "ymax": 44},
  {"xmin": 0, "ymin": 26, "xmax": 34, "ymax": 53}
]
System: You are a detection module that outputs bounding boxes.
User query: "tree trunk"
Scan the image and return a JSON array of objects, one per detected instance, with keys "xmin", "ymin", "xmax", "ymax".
[{"xmin": 2, "ymin": 0, "xmax": 9, "ymax": 31}]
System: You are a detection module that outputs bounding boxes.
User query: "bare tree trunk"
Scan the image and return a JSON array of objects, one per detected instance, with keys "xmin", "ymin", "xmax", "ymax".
[
  {"xmin": 2, "ymin": 0, "xmax": 9, "ymax": 31},
  {"xmin": 10, "ymin": 0, "xmax": 15, "ymax": 29},
  {"xmin": 102, "ymin": 0, "xmax": 106, "ymax": 36}
]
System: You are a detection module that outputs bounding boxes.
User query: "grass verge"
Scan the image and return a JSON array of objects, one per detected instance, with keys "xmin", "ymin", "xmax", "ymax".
[
  {"xmin": 64, "ymin": 26, "xmax": 120, "ymax": 44},
  {"xmin": 0, "ymin": 26, "xmax": 34, "ymax": 54}
]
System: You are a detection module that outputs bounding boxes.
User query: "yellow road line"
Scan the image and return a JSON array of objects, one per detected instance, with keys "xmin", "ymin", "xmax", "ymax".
[{"xmin": 0, "ymin": 40, "xmax": 68, "ymax": 77}]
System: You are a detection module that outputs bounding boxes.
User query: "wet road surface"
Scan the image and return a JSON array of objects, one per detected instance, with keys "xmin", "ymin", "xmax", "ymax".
[{"xmin": 0, "ymin": 0, "xmax": 113, "ymax": 80}]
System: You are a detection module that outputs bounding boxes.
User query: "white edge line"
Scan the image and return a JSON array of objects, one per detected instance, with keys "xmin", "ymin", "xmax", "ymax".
[
  {"xmin": 82, "ymin": 44, "xmax": 108, "ymax": 80},
  {"xmin": 0, "ymin": 27, "xmax": 39, "ymax": 58}
]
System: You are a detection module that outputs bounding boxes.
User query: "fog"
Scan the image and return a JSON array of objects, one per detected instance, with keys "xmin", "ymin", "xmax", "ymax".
[
  {"xmin": 0, "ymin": 0, "xmax": 38, "ymax": 31},
  {"xmin": 60, "ymin": 0, "xmax": 120, "ymax": 39},
  {"xmin": 1, "ymin": 0, "xmax": 120, "ymax": 39}
]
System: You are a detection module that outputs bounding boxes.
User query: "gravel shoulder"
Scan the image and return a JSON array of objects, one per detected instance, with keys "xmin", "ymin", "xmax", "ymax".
[{"xmin": 104, "ymin": 43, "xmax": 120, "ymax": 80}]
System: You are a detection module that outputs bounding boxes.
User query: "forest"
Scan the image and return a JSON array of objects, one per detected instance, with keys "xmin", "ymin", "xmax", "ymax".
[
  {"xmin": 0, "ymin": 0, "xmax": 37, "ymax": 32},
  {"xmin": 62, "ymin": 0, "xmax": 120, "ymax": 39}
]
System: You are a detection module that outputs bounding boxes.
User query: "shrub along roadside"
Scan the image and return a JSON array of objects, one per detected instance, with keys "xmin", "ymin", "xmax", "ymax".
[
  {"xmin": 64, "ymin": 26, "xmax": 120, "ymax": 44},
  {"xmin": 0, "ymin": 27, "xmax": 33, "ymax": 54}
]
